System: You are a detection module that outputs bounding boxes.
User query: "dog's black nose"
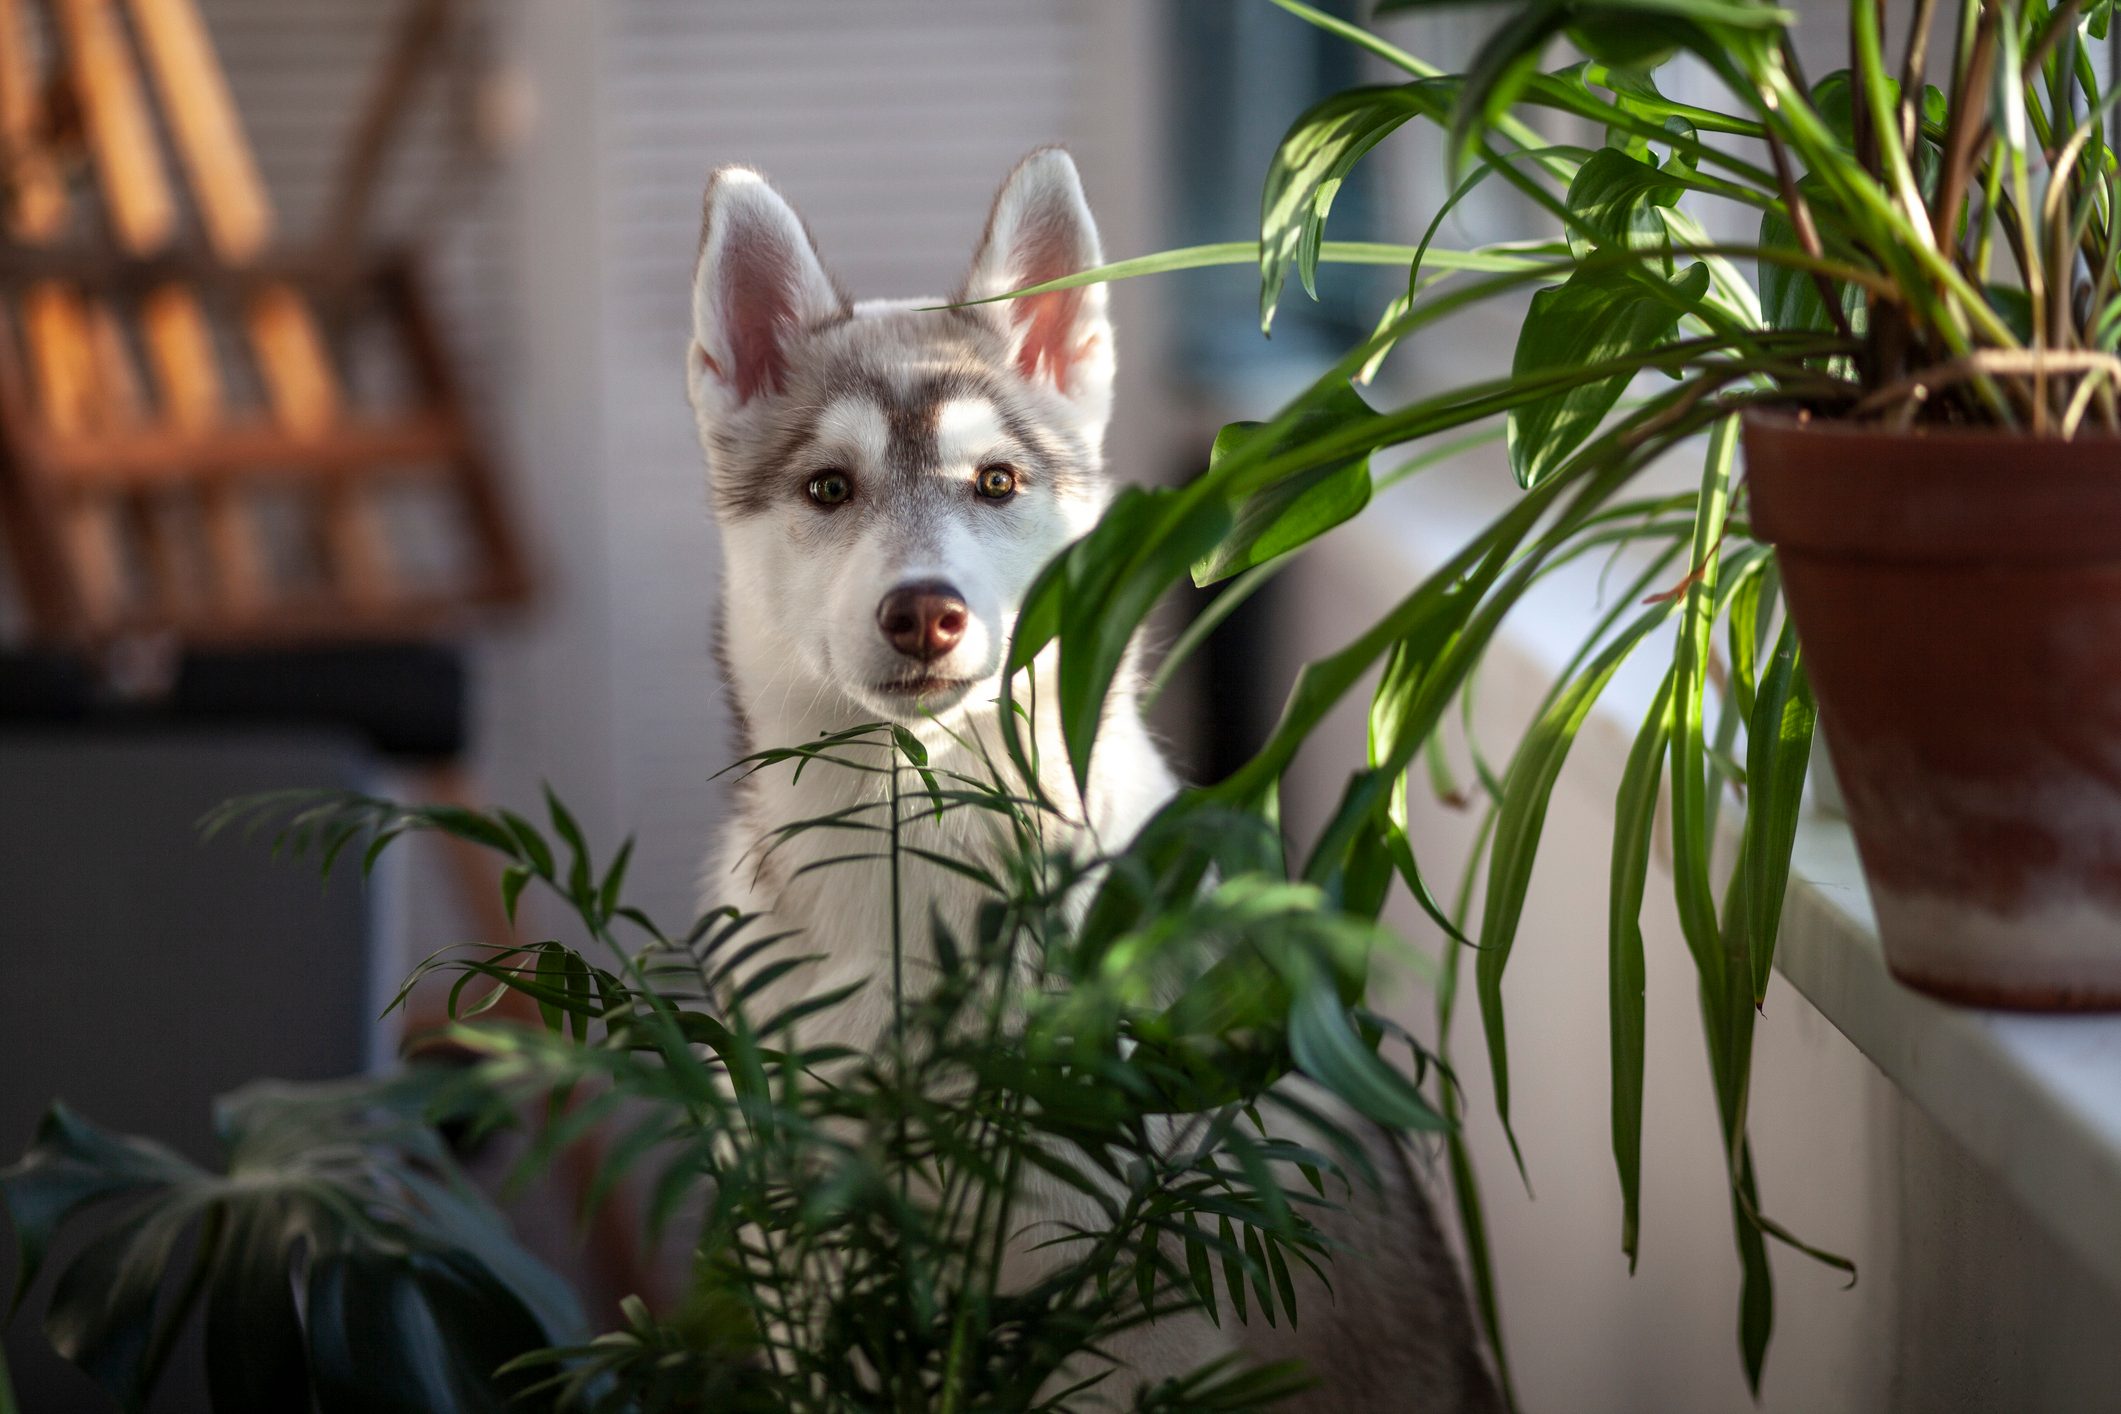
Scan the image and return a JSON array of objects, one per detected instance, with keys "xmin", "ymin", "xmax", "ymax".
[{"xmin": 877, "ymin": 581, "xmax": 968, "ymax": 661}]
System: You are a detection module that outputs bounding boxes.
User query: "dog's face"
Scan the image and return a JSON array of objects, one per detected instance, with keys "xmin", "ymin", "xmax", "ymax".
[{"xmin": 687, "ymin": 150, "xmax": 1115, "ymax": 725}]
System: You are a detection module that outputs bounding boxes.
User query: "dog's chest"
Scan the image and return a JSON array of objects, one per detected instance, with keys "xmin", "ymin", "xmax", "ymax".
[{"xmin": 718, "ymin": 751, "xmax": 1068, "ymax": 1048}]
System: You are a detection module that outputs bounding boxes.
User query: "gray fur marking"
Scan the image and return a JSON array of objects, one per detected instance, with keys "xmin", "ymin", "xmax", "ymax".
[{"xmin": 708, "ymin": 308, "xmax": 1092, "ymax": 521}]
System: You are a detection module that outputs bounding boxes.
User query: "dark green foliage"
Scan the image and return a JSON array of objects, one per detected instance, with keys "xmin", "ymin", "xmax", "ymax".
[
  {"xmin": 2, "ymin": 1074, "xmax": 581, "ymax": 1414},
  {"xmin": 10, "ymin": 723, "xmax": 1454, "ymax": 1412}
]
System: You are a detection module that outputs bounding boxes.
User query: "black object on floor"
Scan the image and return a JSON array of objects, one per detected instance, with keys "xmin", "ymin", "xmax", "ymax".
[{"xmin": 0, "ymin": 641, "xmax": 467, "ymax": 760}]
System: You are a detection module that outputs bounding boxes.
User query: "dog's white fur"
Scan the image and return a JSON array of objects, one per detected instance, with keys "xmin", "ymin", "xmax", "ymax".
[{"xmin": 687, "ymin": 150, "xmax": 1499, "ymax": 1411}]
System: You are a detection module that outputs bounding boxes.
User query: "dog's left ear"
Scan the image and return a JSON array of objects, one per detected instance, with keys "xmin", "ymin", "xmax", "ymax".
[{"xmin": 961, "ymin": 148, "xmax": 1114, "ymax": 439}]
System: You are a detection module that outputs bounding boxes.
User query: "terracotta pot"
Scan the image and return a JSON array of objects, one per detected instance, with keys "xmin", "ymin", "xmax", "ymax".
[{"xmin": 1745, "ymin": 412, "xmax": 2121, "ymax": 1009}]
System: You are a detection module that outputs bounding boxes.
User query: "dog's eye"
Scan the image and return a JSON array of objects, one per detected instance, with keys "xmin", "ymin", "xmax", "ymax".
[
  {"xmin": 975, "ymin": 464, "xmax": 1018, "ymax": 501},
  {"xmin": 807, "ymin": 470, "xmax": 852, "ymax": 506}
]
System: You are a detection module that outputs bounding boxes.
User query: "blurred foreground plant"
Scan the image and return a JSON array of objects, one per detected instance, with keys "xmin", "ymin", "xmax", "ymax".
[{"xmin": 5, "ymin": 721, "xmax": 1454, "ymax": 1412}]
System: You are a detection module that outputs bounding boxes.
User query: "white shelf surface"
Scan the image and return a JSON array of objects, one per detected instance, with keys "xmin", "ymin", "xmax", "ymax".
[{"xmin": 1778, "ymin": 818, "xmax": 2121, "ymax": 1295}]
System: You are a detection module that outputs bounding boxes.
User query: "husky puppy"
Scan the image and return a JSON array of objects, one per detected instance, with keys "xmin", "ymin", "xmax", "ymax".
[{"xmin": 687, "ymin": 148, "xmax": 1499, "ymax": 1412}]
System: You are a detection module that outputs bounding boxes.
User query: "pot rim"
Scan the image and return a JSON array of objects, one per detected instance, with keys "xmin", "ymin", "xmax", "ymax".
[
  {"xmin": 1742, "ymin": 406, "xmax": 2121, "ymax": 447},
  {"xmin": 1744, "ymin": 407, "xmax": 2121, "ymax": 561}
]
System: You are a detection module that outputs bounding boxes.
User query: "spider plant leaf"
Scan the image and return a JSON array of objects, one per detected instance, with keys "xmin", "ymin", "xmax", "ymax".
[
  {"xmin": 1724, "ymin": 568, "xmax": 1767, "ymax": 724},
  {"xmin": 1259, "ymin": 84, "xmax": 1446, "ymax": 330},
  {"xmin": 1446, "ymin": 1, "xmax": 1572, "ymax": 173},
  {"xmin": 1610, "ymin": 669, "xmax": 1675, "ymax": 1273},
  {"xmin": 1668, "ymin": 416, "xmax": 1736, "ymax": 990},
  {"xmin": 1506, "ymin": 262, "xmax": 1709, "ymax": 488},
  {"xmin": 1220, "ymin": 465, "xmax": 1570, "ymax": 807},
  {"xmin": 1732, "ymin": 1147, "xmax": 1775, "ymax": 1393},
  {"xmin": 1193, "ymin": 383, "xmax": 1377, "ymax": 587},
  {"xmin": 1300, "ymin": 767, "xmax": 1404, "ymax": 919},
  {"xmin": 1008, "ymin": 481, "xmax": 1232, "ymax": 793},
  {"xmin": 1741, "ymin": 622, "xmax": 1815, "ymax": 1005},
  {"xmin": 1475, "ymin": 598, "xmax": 1674, "ymax": 1162}
]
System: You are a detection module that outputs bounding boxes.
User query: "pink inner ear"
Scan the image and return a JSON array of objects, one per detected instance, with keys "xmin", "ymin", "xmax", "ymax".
[
  {"xmin": 1008, "ymin": 218, "xmax": 1087, "ymax": 390},
  {"xmin": 723, "ymin": 266, "xmax": 791, "ymax": 403},
  {"xmin": 719, "ymin": 217, "xmax": 805, "ymax": 403}
]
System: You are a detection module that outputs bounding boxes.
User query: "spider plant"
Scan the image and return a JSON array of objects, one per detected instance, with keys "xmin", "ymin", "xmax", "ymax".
[
  {"xmin": 6, "ymin": 721, "xmax": 1455, "ymax": 1412},
  {"xmin": 974, "ymin": 0, "xmax": 2121, "ymax": 1391}
]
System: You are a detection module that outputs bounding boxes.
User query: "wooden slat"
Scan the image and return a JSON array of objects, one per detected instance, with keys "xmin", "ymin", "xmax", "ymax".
[
  {"xmin": 51, "ymin": 0, "xmax": 175, "ymax": 255},
  {"xmin": 139, "ymin": 282, "xmax": 262, "ymax": 609},
  {"xmin": 47, "ymin": 412, "xmax": 460, "ymax": 483},
  {"xmin": 24, "ymin": 284, "xmax": 124, "ymax": 622},
  {"xmin": 0, "ymin": 0, "xmax": 66, "ymax": 240},
  {"xmin": 99, "ymin": 585, "xmax": 504, "ymax": 646},
  {"xmin": 120, "ymin": 0, "xmax": 391, "ymax": 606},
  {"xmin": 88, "ymin": 297, "xmax": 199, "ymax": 611},
  {"xmin": 123, "ymin": 0, "xmax": 270, "ymax": 261},
  {"xmin": 0, "ymin": 311, "xmax": 78, "ymax": 633}
]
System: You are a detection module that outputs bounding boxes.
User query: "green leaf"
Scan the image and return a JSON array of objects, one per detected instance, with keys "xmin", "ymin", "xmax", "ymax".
[
  {"xmin": 1193, "ymin": 384, "xmax": 1377, "ymax": 587},
  {"xmin": 305, "ymin": 1249, "xmax": 548, "ymax": 1414},
  {"xmin": 1567, "ymin": 13, "xmax": 1686, "ymax": 69},
  {"xmin": 1217, "ymin": 1215, "xmax": 1249, "ymax": 1326},
  {"xmin": 1475, "ymin": 597, "xmax": 1674, "ymax": 1165},
  {"xmin": 1, "ymin": 1104, "xmax": 196, "ymax": 1315},
  {"xmin": 1008, "ymin": 483, "xmax": 1231, "ymax": 794},
  {"xmin": 419, "ymin": 805, "xmax": 519, "ymax": 859},
  {"xmin": 204, "ymin": 1204, "xmax": 310, "ymax": 1413},
  {"xmin": 1610, "ymin": 670, "xmax": 1675, "ymax": 1272},
  {"xmin": 1287, "ymin": 980, "xmax": 1447, "ymax": 1132},
  {"xmin": 1506, "ymin": 262, "xmax": 1708, "ymax": 487},
  {"xmin": 7, "ymin": 1080, "xmax": 580, "ymax": 1414},
  {"xmin": 599, "ymin": 836, "xmax": 635, "ymax": 919},
  {"xmin": 1448, "ymin": 1, "xmax": 1573, "ymax": 173},
  {"xmin": 500, "ymin": 865, "xmax": 531, "ymax": 925},
  {"xmin": 1668, "ymin": 416, "xmax": 1736, "ymax": 989},
  {"xmin": 935, "ymin": 238, "xmax": 1537, "ymax": 311},
  {"xmin": 1184, "ymin": 1217, "xmax": 1220, "ymax": 1327},
  {"xmin": 1564, "ymin": 146, "xmax": 1684, "ymax": 269},
  {"xmin": 1741, "ymin": 621, "xmax": 1815, "ymax": 1004},
  {"xmin": 43, "ymin": 1200, "xmax": 197, "ymax": 1410},
  {"xmin": 1259, "ymin": 84, "xmax": 1447, "ymax": 330},
  {"xmin": 1755, "ymin": 182, "xmax": 1865, "ymax": 346},
  {"xmin": 497, "ymin": 810, "xmax": 554, "ymax": 877}
]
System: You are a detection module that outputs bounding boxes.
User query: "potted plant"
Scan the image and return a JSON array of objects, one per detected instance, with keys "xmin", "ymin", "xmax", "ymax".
[
  {"xmin": 974, "ymin": 0, "xmax": 2121, "ymax": 1389},
  {"xmin": 4, "ymin": 732, "xmax": 1453, "ymax": 1411}
]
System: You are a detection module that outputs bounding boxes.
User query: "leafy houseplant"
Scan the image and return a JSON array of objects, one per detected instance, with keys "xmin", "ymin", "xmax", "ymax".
[
  {"xmin": 5, "ymin": 727, "xmax": 1455, "ymax": 1412},
  {"xmin": 970, "ymin": 0, "xmax": 2121, "ymax": 1390},
  {"xmin": 15, "ymin": 1, "xmax": 2121, "ymax": 1404}
]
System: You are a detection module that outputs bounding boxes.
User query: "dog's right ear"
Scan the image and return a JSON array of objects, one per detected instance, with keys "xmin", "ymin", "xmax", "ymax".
[{"xmin": 689, "ymin": 167, "xmax": 846, "ymax": 424}]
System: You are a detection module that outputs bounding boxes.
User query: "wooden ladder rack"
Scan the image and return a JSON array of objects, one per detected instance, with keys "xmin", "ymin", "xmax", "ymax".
[{"xmin": 0, "ymin": 0, "xmax": 528, "ymax": 649}]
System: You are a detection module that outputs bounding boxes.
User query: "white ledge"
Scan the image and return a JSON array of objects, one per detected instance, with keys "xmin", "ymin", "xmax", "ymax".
[{"xmin": 1777, "ymin": 817, "xmax": 2121, "ymax": 1294}]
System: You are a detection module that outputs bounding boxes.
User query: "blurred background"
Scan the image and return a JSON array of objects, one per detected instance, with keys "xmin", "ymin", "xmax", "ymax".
[{"xmin": 5, "ymin": 3, "xmax": 2108, "ymax": 1412}]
